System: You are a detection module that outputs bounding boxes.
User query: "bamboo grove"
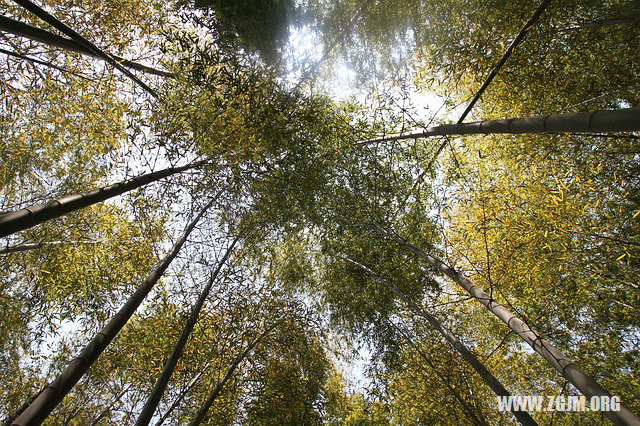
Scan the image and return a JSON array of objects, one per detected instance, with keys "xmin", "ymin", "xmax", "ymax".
[{"xmin": 0, "ymin": 0, "xmax": 639, "ymax": 424}]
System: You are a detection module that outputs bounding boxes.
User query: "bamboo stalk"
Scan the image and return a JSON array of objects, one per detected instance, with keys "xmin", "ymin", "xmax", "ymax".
[
  {"xmin": 12, "ymin": 198, "xmax": 217, "ymax": 426},
  {"xmin": 0, "ymin": 161, "xmax": 207, "ymax": 238},
  {"xmin": 375, "ymin": 225, "xmax": 640, "ymax": 425},
  {"xmin": 341, "ymin": 256, "xmax": 537, "ymax": 426},
  {"xmin": 0, "ymin": 15, "xmax": 173, "ymax": 77},
  {"xmin": 359, "ymin": 108, "xmax": 640, "ymax": 145}
]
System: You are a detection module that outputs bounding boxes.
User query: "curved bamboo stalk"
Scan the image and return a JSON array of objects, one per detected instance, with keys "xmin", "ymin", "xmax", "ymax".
[
  {"xmin": 375, "ymin": 225, "xmax": 640, "ymax": 425},
  {"xmin": 340, "ymin": 256, "xmax": 537, "ymax": 426}
]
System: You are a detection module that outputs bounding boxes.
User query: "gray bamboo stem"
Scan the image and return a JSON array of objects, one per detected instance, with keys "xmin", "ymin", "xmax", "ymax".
[
  {"xmin": 136, "ymin": 224, "xmax": 240, "ymax": 425},
  {"xmin": 538, "ymin": 15, "xmax": 640, "ymax": 37},
  {"xmin": 340, "ymin": 256, "xmax": 537, "ymax": 426},
  {"xmin": 376, "ymin": 226, "xmax": 640, "ymax": 425},
  {"xmin": 359, "ymin": 107, "xmax": 640, "ymax": 145},
  {"xmin": 1, "ymin": 385, "xmax": 47, "ymax": 426},
  {"xmin": 0, "ymin": 161, "xmax": 206, "ymax": 238},
  {"xmin": 12, "ymin": 198, "xmax": 216, "ymax": 426},
  {"xmin": 386, "ymin": 319, "xmax": 489, "ymax": 426}
]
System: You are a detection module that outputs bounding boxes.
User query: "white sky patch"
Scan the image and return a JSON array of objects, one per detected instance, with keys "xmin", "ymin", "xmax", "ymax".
[
  {"xmin": 341, "ymin": 344, "xmax": 374, "ymax": 393},
  {"xmin": 281, "ymin": 22, "xmax": 462, "ymax": 134}
]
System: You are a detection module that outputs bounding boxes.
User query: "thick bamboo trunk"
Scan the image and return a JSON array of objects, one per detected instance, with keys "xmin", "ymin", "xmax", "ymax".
[
  {"xmin": 341, "ymin": 256, "xmax": 537, "ymax": 426},
  {"xmin": 0, "ymin": 161, "xmax": 205, "ymax": 238},
  {"xmin": 12, "ymin": 198, "xmax": 216, "ymax": 426},
  {"xmin": 1, "ymin": 385, "xmax": 46, "ymax": 426},
  {"xmin": 359, "ymin": 107, "xmax": 640, "ymax": 145},
  {"xmin": 377, "ymin": 226, "xmax": 640, "ymax": 425},
  {"xmin": 189, "ymin": 323, "xmax": 278, "ymax": 426},
  {"xmin": 0, "ymin": 15, "xmax": 173, "ymax": 77},
  {"xmin": 136, "ymin": 226, "xmax": 240, "ymax": 426}
]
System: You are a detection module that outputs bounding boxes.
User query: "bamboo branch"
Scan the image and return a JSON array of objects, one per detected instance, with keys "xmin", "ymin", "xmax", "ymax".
[
  {"xmin": 11, "ymin": 0, "xmax": 160, "ymax": 97},
  {"xmin": 0, "ymin": 240, "xmax": 100, "ymax": 255},
  {"xmin": 154, "ymin": 364, "xmax": 211, "ymax": 426},
  {"xmin": 387, "ymin": 319, "xmax": 489, "ymax": 426},
  {"xmin": 189, "ymin": 321, "xmax": 280, "ymax": 426}
]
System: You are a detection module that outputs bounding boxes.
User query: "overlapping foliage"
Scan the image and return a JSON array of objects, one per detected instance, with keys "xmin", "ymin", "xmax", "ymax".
[{"xmin": 1, "ymin": 0, "xmax": 638, "ymax": 424}]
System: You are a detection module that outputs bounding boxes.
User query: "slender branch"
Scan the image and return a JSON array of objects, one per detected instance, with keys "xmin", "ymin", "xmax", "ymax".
[
  {"xmin": 591, "ymin": 233, "xmax": 640, "ymax": 248},
  {"xmin": 0, "ymin": 46, "xmax": 95, "ymax": 80},
  {"xmin": 292, "ymin": 0, "xmax": 374, "ymax": 92},
  {"xmin": 189, "ymin": 321, "xmax": 280, "ymax": 426},
  {"xmin": 0, "ymin": 240, "xmax": 100, "ymax": 255},
  {"xmin": 154, "ymin": 364, "xmax": 211, "ymax": 426},
  {"xmin": 89, "ymin": 384, "xmax": 132, "ymax": 426},
  {"xmin": 0, "ymin": 15, "xmax": 173, "ymax": 77},
  {"xmin": 457, "ymin": 0, "xmax": 552, "ymax": 123}
]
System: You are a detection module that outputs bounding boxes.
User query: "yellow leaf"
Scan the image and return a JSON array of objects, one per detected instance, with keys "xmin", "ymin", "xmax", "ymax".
[{"xmin": 616, "ymin": 253, "xmax": 627, "ymax": 261}]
